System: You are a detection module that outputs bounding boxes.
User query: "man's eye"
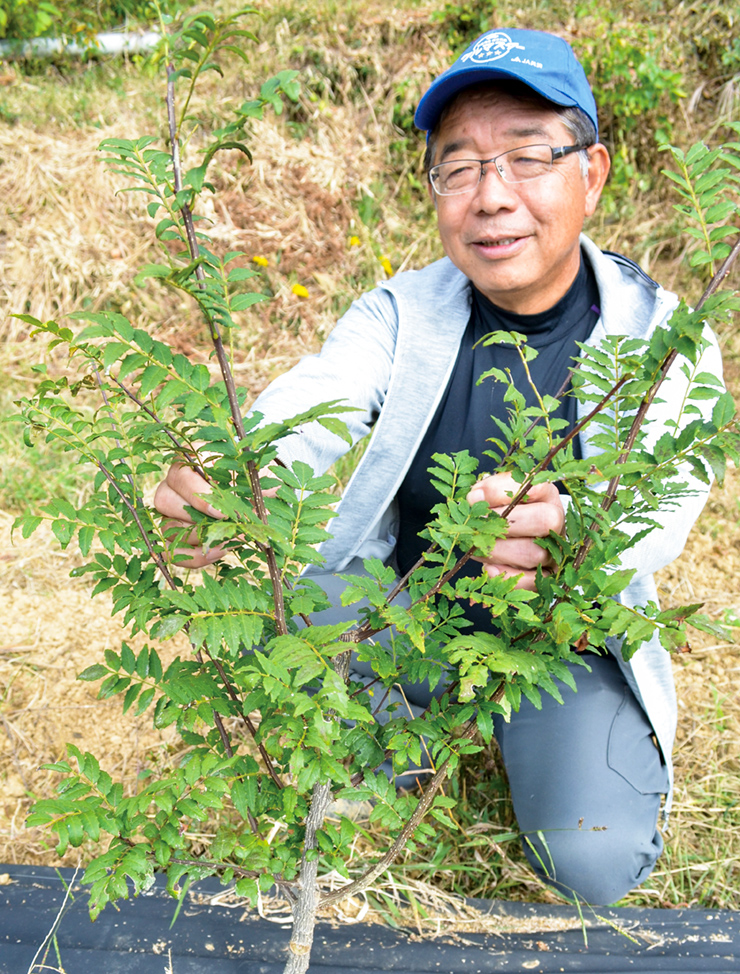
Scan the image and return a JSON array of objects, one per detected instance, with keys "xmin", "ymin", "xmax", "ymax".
[
  {"xmin": 442, "ymin": 162, "xmax": 478, "ymax": 187},
  {"xmin": 447, "ymin": 163, "xmax": 476, "ymax": 177}
]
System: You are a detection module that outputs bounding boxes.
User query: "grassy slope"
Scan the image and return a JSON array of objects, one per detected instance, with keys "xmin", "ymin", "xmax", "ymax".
[{"xmin": 1, "ymin": 0, "xmax": 739, "ymax": 912}]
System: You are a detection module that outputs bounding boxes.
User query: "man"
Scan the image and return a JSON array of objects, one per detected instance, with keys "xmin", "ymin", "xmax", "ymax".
[{"xmin": 154, "ymin": 29, "xmax": 721, "ymax": 904}]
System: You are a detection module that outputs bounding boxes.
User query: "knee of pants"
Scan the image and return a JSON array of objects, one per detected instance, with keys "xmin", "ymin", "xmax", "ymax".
[{"xmin": 521, "ymin": 822, "xmax": 664, "ymax": 905}]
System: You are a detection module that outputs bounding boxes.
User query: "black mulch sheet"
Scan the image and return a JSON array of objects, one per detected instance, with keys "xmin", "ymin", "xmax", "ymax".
[{"xmin": 1, "ymin": 865, "xmax": 737, "ymax": 973}]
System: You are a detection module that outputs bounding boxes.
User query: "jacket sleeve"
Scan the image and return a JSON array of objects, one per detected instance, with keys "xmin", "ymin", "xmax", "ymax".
[{"xmin": 249, "ymin": 285, "xmax": 399, "ymax": 474}]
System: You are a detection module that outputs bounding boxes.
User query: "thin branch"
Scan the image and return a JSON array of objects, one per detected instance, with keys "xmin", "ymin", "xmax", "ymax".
[
  {"xmin": 508, "ymin": 236, "xmax": 740, "ymax": 643},
  {"xmin": 203, "ymin": 646, "xmax": 285, "ymax": 791},
  {"xmin": 322, "ymin": 715, "xmax": 483, "ymax": 907},
  {"xmin": 92, "ymin": 366, "xmax": 136, "ymax": 491},
  {"xmin": 166, "ymin": 64, "xmax": 245, "ymax": 435},
  {"xmin": 495, "ymin": 366, "xmax": 576, "ymax": 467},
  {"xmin": 95, "ymin": 460, "xmax": 177, "ymax": 590},
  {"xmin": 348, "ymin": 681, "xmax": 460, "ymax": 789},
  {"xmin": 190, "ymin": 648, "xmax": 263, "ymax": 834},
  {"xmin": 247, "ymin": 459, "xmax": 288, "ymax": 635},
  {"xmin": 694, "ymin": 233, "xmax": 740, "ymax": 312},
  {"xmin": 96, "ymin": 461, "xmax": 250, "ymax": 810},
  {"xmin": 166, "ymin": 62, "xmax": 288, "ymax": 637},
  {"xmin": 347, "ymin": 374, "xmax": 633, "ymax": 645},
  {"xmin": 168, "ymin": 856, "xmax": 297, "ymax": 902},
  {"xmin": 572, "ymin": 233, "xmax": 740, "ymax": 571},
  {"xmin": 108, "ymin": 371, "xmax": 207, "ymax": 473}
]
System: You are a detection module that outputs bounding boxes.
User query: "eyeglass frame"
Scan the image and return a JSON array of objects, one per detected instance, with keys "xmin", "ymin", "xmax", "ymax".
[{"xmin": 428, "ymin": 142, "xmax": 593, "ymax": 196}]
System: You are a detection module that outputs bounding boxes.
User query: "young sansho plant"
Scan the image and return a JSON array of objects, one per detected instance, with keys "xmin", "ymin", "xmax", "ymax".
[{"xmin": 13, "ymin": 10, "xmax": 740, "ymax": 972}]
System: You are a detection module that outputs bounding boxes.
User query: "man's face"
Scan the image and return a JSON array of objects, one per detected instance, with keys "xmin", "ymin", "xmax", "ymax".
[{"xmin": 429, "ymin": 90, "xmax": 609, "ymax": 315}]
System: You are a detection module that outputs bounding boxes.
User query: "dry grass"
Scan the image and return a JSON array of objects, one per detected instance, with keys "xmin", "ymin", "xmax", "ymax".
[
  {"xmin": 1, "ymin": 0, "xmax": 739, "ymax": 919},
  {"xmin": 0, "ymin": 511, "xmax": 189, "ymax": 867}
]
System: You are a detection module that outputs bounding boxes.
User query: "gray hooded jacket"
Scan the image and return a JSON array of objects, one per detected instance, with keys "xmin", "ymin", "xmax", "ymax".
[{"xmin": 252, "ymin": 234, "xmax": 723, "ymax": 812}]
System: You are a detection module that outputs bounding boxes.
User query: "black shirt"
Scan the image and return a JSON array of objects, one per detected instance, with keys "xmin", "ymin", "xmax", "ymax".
[{"xmin": 395, "ymin": 254, "xmax": 601, "ymax": 587}]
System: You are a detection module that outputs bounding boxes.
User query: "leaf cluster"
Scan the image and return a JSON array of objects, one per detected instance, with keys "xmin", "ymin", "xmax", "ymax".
[{"xmin": 661, "ymin": 127, "xmax": 740, "ymax": 277}]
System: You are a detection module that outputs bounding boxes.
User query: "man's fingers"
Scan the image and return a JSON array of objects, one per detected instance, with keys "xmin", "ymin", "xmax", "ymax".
[
  {"xmin": 480, "ymin": 564, "xmax": 540, "ymax": 591},
  {"xmin": 468, "ymin": 473, "xmax": 559, "ymax": 502},
  {"xmin": 487, "ymin": 502, "xmax": 564, "ymax": 539},
  {"xmin": 167, "ymin": 543, "xmax": 228, "ymax": 569},
  {"xmin": 153, "ymin": 482, "xmax": 194, "ymax": 523},
  {"xmin": 467, "ymin": 472, "xmax": 559, "ymax": 508},
  {"xmin": 466, "ymin": 473, "xmax": 564, "ymax": 537},
  {"xmin": 162, "ymin": 518, "xmax": 201, "ymax": 548},
  {"xmin": 471, "ymin": 536, "xmax": 553, "ymax": 571},
  {"xmin": 153, "ymin": 463, "xmax": 223, "ymax": 522}
]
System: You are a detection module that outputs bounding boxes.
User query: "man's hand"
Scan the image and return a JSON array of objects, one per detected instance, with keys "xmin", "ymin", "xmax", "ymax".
[
  {"xmin": 466, "ymin": 473, "xmax": 564, "ymax": 591},
  {"xmin": 153, "ymin": 463, "xmax": 227, "ymax": 568},
  {"xmin": 153, "ymin": 462, "xmax": 282, "ymax": 568}
]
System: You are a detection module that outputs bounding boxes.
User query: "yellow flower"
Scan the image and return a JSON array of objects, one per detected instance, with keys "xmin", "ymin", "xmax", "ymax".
[
  {"xmin": 292, "ymin": 284, "xmax": 309, "ymax": 299},
  {"xmin": 252, "ymin": 255, "xmax": 269, "ymax": 267},
  {"xmin": 348, "ymin": 235, "xmax": 361, "ymax": 247},
  {"xmin": 380, "ymin": 255, "xmax": 393, "ymax": 277}
]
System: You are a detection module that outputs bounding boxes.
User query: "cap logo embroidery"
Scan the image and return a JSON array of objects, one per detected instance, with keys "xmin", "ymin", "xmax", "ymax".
[{"xmin": 461, "ymin": 31, "xmax": 526, "ymax": 65}]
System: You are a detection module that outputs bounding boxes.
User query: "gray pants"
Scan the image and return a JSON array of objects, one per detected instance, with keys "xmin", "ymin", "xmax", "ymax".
[{"xmin": 303, "ymin": 562, "xmax": 669, "ymax": 905}]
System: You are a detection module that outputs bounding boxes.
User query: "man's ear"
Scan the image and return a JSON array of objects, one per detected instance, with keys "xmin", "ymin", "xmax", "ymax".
[{"xmin": 584, "ymin": 144, "xmax": 610, "ymax": 216}]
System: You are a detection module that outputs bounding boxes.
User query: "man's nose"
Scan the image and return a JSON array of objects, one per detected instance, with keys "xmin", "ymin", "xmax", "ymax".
[{"xmin": 473, "ymin": 164, "xmax": 519, "ymax": 209}]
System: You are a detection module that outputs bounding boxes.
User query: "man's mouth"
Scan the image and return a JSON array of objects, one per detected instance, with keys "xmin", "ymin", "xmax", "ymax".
[
  {"xmin": 470, "ymin": 234, "xmax": 528, "ymax": 251},
  {"xmin": 477, "ymin": 236, "xmax": 519, "ymax": 246}
]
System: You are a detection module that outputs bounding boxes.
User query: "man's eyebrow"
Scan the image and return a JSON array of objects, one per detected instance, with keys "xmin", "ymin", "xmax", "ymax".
[
  {"xmin": 438, "ymin": 138, "xmax": 475, "ymax": 162},
  {"xmin": 505, "ymin": 125, "xmax": 551, "ymax": 140},
  {"xmin": 437, "ymin": 126, "xmax": 553, "ymax": 162}
]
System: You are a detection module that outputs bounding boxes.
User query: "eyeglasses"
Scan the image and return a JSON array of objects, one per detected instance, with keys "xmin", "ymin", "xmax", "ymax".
[{"xmin": 428, "ymin": 143, "xmax": 592, "ymax": 196}]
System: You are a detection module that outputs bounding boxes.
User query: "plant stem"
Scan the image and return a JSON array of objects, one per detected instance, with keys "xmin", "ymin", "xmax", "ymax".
[
  {"xmin": 284, "ymin": 779, "xmax": 333, "ymax": 974},
  {"xmin": 168, "ymin": 857, "xmax": 297, "ymax": 902},
  {"xmin": 204, "ymin": 647, "xmax": 285, "ymax": 790},
  {"xmin": 109, "ymin": 371, "xmax": 204, "ymax": 471},
  {"xmin": 95, "ymin": 461, "xmax": 177, "ymax": 589},
  {"xmin": 165, "ymin": 62, "xmax": 288, "ymax": 636},
  {"xmin": 694, "ymin": 234, "xmax": 740, "ymax": 311},
  {"xmin": 284, "ymin": 650, "xmax": 351, "ymax": 972},
  {"xmin": 96, "ymin": 459, "xmax": 244, "ymax": 800},
  {"xmin": 572, "ymin": 233, "xmax": 740, "ymax": 571},
  {"xmin": 322, "ymin": 717, "xmax": 482, "ymax": 907}
]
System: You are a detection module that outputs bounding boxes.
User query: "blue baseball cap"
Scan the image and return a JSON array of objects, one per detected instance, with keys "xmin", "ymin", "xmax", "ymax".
[{"xmin": 415, "ymin": 29, "xmax": 598, "ymax": 139}]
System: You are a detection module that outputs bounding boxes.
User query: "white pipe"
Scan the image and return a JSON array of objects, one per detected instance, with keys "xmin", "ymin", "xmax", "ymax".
[{"xmin": 0, "ymin": 30, "xmax": 161, "ymax": 59}]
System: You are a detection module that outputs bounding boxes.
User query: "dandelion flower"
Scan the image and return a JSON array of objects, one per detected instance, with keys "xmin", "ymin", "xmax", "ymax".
[
  {"xmin": 348, "ymin": 235, "xmax": 361, "ymax": 247},
  {"xmin": 252, "ymin": 255, "xmax": 269, "ymax": 267},
  {"xmin": 292, "ymin": 284, "xmax": 309, "ymax": 298},
  {"xmin": 380, "ymin": 255, "xmax": 393, "ymax": 277}
]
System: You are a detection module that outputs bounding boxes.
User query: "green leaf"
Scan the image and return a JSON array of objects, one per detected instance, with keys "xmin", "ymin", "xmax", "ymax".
[
  {"xmin": 230, "ymin": 292, "xmax": 268, "ymax": 311},
  {"xmin": 120, "ymin": 643, "xmax": 136, "ymax": 675},
  {"xmin": 14, "ymin": 516, "xmax": 42, "ymax": 539},
  {"xmin": 135, "ymin": 264, "xmax": 172, "ymax": 285},
  {"xmin": 154, "ymin": 615, "xmax": 189, "ymax": 640},
  {"xmin": 138, "ymin": 365, "xmax": 169, "ymax": 398},
  {"xmin": 78, "ymin": 664, "xmax": 109, "ymax": 682},
  {"xmin": 51, "ymin": 520, "xmax": 75, "ymax": 548},
  {"xmin": 712, "ymin": 391, "xmax": 736, "ymax": 428}
]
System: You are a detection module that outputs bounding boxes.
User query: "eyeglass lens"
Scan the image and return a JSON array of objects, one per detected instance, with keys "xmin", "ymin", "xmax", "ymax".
[{"xmin": 432, "ymin": 144, "xmax": 558, "ymax": 194}]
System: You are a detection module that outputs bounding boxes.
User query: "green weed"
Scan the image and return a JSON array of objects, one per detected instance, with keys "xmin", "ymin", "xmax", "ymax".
[
  {"xmin": 0, "ymin": 375, "xmax": 95, "ymax": 514},
  {"xmin": 0, "ymin": 0, "xmax": 181, "ymax": 43}
]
